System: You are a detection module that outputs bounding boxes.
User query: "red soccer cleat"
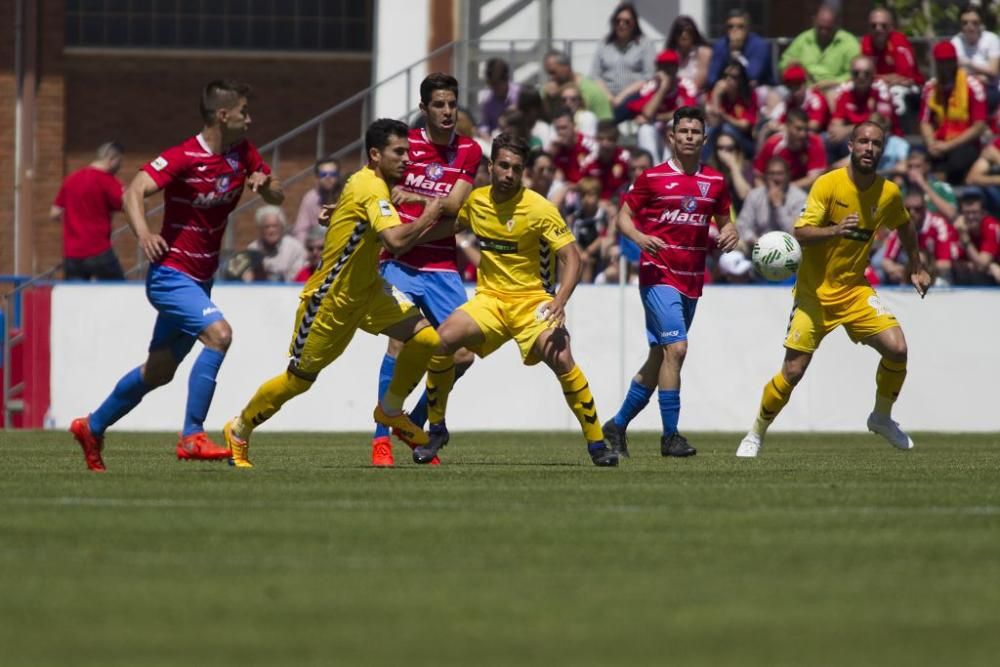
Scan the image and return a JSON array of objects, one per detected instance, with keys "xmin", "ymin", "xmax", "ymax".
[
  {"xmin": 176, "ymin": 432, "xmax": 231, "ymax": 461},
  {"xmin": 392, "ymin": 427, "xmax": 440, "ymax": 465},
  {"xmin": 69, "ymin": 416, "xmax": 106, "ymax": 472},
  {"xmin": 371, "ymin": 436, "xmax": 394, "ymax": 467}
]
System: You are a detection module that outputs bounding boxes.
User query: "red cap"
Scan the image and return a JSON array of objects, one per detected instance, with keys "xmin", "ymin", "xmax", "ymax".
[
  {"xmin": 782, "ymin": 64, "xmax": 807, "ymax": 84},
  {"xmin": 932, "ymin": 40, "xmax": 957, "ymax": 61},
  {"xmin": 656, "ymin": 49, "xmax": 680, "ymax": 65}
]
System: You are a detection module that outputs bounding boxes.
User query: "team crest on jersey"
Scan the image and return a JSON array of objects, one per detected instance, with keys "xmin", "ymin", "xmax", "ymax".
[
  {"xmin": 225, "ymin": 153, "xmax": 240, "ymax": 172},
  {"xmin": 425, "ymin": 163, "xmax": 446, "ymax": 181},
  {"xmin": 505, "ymin": 218, "xmax": 515, "ymax": 232},
  {"xmin": 682, "ymin": 195, "xmax": 698, "ymax": 212},
  {"xmin": 697, "ymin": 181, "xmax": 710, "ymax": 197},
  {"xmin": 215, "ymin": 175, "xmax": 231, "ymax": 193}
]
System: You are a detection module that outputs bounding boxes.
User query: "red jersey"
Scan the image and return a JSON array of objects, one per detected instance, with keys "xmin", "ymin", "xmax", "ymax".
[
  {"xmin": 919, "ymin": 75, "xmax": 987, "ymax": 141},
  {"xmin": 861, "ymin": 32, "xmax": 924, "ymax": 85},
  {"xmin": 384, "ymin": 128, "xmax": 482, "ymax": 272},
  {"xmin": 579, "ymin": 147, "xmax": 631, "ymax": 200},
  {"xmin": 781, "ymin": 87, "xmax": 832, "ymax": 131},
  {"xmin": 623, "ymin": 160, "xmax": 731, "ymax": 297},
  {"xmin": 883, "ymin": 211, "xmax": 957, "ymax": 262},
  {"xmin": 754, "ymin": 132, "xmax": 827, "ymax": 182},
  {"xmin": 141, "ymin": 134, "xmax": 268, "ymax": 282},
  {"xmin": 959, "ymin": 216, "xmax": 1000, "ymax": 259},
  {"xmin": 710, "ymin": 90, "xmax": 758, "ymax": 133},
  {"xmin": 54, "ymin": 166, "xmax": 124, "ymax": 259},
  {"xmin": 625, "ymin": 76, "xmax": 699, "ymax": 117},
  {"xmin": 832, "ymin": 81, "xmax": 899, "ymax": 134},
  {"xmin": 551, "ymin": 132, "xmax": 597, "ymax": 183}
]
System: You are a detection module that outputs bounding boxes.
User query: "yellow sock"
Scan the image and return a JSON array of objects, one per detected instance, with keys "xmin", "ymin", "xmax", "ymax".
[
  {"xmin": 874, "ymin": 357, "xmax": 907, "ymax": 417},
  {"xmin": 752, "ymin": 372, "xmax": 794, "ymax": 436},
  {"xmin": 237, "ymin": 371, "xmax": 313, "ymax": 436},
  {"xmin": 558, "ymin": 365, "xmax": 603, "ymax": 442},
  {"xmin": 426, "ymin": 354, "xmax": 456, "ymax": 425},
  {"xmin": 384, "ymin": 326, "xmax": 440, "ymax": 412}
]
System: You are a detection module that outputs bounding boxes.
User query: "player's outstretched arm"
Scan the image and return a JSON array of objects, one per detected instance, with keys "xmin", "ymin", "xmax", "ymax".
[
  {"xmin": 379, "ymin": 197, "xmax": 444, "ymax": 255},
  {"xmin": 545, "ymin": 243, "xmax": 583, "ymax": 327},
  {"xmin": 898, "ymin": 219, "xmax": 931, "ymax": 298},
  {"xmin": 124, "ymin": 171, "xmax": 169, "ymax": 263}
]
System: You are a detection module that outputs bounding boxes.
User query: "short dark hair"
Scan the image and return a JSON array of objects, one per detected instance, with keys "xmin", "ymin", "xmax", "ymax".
[
  {"xmin": 851, "ymin": 120, "xmax": 886, "ymax": 141},
  {"xmin": 527, "ymin": 149, "xmax": 553, "ymax": 170},
  {"xmin": 959, "ymin": 4, "xmax": 984, "ymax": 20},
  {"xmin": 485, "ymin": 58, "xmax": 510, "ymax": 83},
  {"xmin": 550, "ymin": 106, "xmax": 575, "ymax": 123},
  {"xmin": 365, "ymin": 118, "xmax": 409, "ymax": 155},
  {"xmin": 96, "ymin": 141, "xmax": 124, "ymax": 159},
  {"xmin": 671, "ymin": 106, "xmax": 706, "ymax": 132},
  {"xmin": 596, "ymin": 119, "xmax": 619, "ymax": 136},
  {"xmin": 420, "ymin": 72, "xmax": 459, "ymax": 105},
  {"xmin": 491, "ymin": 132, "xmax": 530, "ymax": 162},
  {"xmin": 200, "ymin": 79, "xmax": 251, "ymax": 123},
  {"xmin": 765, "ymin": 156, "xmax": 789, "ymax": 172},
  {"xmin": 959, "ymin": 189, "xmax": 985, "ymax": 206},
  {"xmin": 785, "ymin": 108, "xmax": 810, "ymax": 126},
  {"xmin": 630, "ymin": 148, "xmax": 654, "ymax": 165}
]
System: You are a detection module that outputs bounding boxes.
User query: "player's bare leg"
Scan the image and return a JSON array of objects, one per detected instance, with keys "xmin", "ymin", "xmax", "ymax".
[
  {"xmin": 862, "ymin": 326, "xmax": 914, "ymax": 450},
  {"xmin": 737, "ymin": 349, "xmax": 812, "ymax": 458}
]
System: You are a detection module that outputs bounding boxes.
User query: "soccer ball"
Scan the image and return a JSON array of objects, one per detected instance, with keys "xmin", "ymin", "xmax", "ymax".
[{"xmin": 751, "ymin": 231, "xmax": 802, "ymax": 281}]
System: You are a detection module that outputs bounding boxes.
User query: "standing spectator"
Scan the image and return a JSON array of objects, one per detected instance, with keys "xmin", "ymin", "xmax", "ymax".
[
  {"xmin": 919, "ymin": 40, "xmax": 988, "ymax": 185},
  {"xmin": 862, "ymin": 6, "xmax": 923, "ymax": 128},
  {"xmin": 248, "ymin": 205, "xmax": 306, "ymax": 282},
  {"xmin": 293, "ymin": 225, "xmax": 326, "ymax": 283},
  {"xmin": 754, "ymin": 108, "xmax": 827, "ymax": 190},
  {"xmin": 542, "ymin": 50, "xmax": 613, "ymax": 121},
  {"xmin": 477, "ymin": 58, "xmax": 520, "ymax": 138},
  {"xmin": 827, "ymin": 56, "xmax": 898, "ymax": 162},
  {"xmin": 951, "ymin": 4, "xmax": 1000, "ymax": 110},
  {"xmin": 559, "ymin": 82, "xmax": 598, "ymax": 138},
  {"xmin": 707, "ymin": 134, "xmax": 753, "ymax": 214},
  {"xmin": 626, "ymin": 49, "xmax": 699, "ymax": 161},
  {"xmin": 50, "ymin": 141, "xmax": 126, "ymax": 281},
  {"xmin": 705, "ymin": 59, "xmax": 757, "ymax": 159},
  {"xmin": 900, "ymin": 148, "xmax": 958, "ymax": 219},
  {"xmin": 952, "ymin": 191, "xmax": 1000, "ymax": 284},
  {"xmin": 779, "ymin": 3, "xmax": 860, "ymax": 100},
  {"xmin": 590, "ymin": 3, "xmax": 655, "ymax": 103},
  {"xmin": 667, "ymin": 15, "xmax": 712, "ymax": 91},
  {"xmin": 708, "ymin": 9, "xmax": 774, "ymax": 89},
  {"xmin": 965, "ymin": 134, "xmax": 1000, "ymax": 214},
  {"xmin": 881, "ymin": 191, "xmax": 957, "ymax": 285},
  {"xmin": 292, "ymin": 158, "xmax": 342, "ymax": 243},
  {"xmin": 737, "ymin": 157, "xmax": 808, "ymax": 247},
  {"xmin": 547, "ymin": 107, "xmax": 597, "ymax": 184}
]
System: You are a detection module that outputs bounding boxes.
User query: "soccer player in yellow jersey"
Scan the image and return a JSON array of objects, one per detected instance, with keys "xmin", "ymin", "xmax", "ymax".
[
  {"xmin": 736, "ymin": 121, "xmax": 932, "ymax": 458},
  {"xmin": 222, "ymin": 119, "xmax": 449, "ymax": 467},
  {"xmin": 408, "ymin": 132, "xmax": 620, "ymax": 467}
]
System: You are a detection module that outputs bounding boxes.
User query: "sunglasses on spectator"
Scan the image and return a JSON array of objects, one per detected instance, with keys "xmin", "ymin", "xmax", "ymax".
[
  {"xmin": 851, "ymin": 69, "xmax": 872, "ymax": 77},
  {"xmin": 870, "ymin": 22, "xmax": 889, "ymax": 28},
  {"xmin": 318, "ymin": 170, "xmax": 339, "ymax": 177},
  {"xmin": 727, "ymin": 22, "xmax": 746, "ymax": 30}
]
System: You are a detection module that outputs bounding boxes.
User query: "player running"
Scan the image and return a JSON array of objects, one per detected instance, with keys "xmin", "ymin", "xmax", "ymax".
[
  {"xmin": 69, "ymin": 80, "xmax": 283, "ymax": 471},
  {"xmin": 371, "ymin": 73, "xmax": 483, "ymax": 467},
  {"xmin": 600, "ymin": 106, "xmax": 739, "ymax": 460},
  {"xmin": 736, "ymin": 120, "xmax": 931, "ymax": 458},
  {"xmin": 409, "ymin": 132, "xmax": 620, "ymax": 468},
  {"xmin": 222, "ymin": 119, "xmax": 449, "ymax": 468}
]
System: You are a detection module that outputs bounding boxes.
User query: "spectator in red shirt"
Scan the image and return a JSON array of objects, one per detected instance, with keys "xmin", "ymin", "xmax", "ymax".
[
  {"xmin": 952, "ymin": 191, "xmax": 1000, "ymax": 284},
  {"xmin": 547, "ymin": 107, "xmax": 597, "ymax": 184},
  {"xmin": 706, "ymin": 58, "xmax": 757, "ymax": 158},
  {"xmin": 580, "ymin": 119, "xmax": 631, "ymax": 203},
  {"xmin": 754, "ymin": 108, "xmax": 827, "ymax": 189},
  {"xmin": 293, "ymin": 226, "xmax": 326, "ymax": 283},
  {"xmin": 881, "ymin": 190, "xmax": 957, "ymax": 284},
  {"xmin": 827, "ymin": 56, "xmax": 898, "ymax": 162},
  {"xmin": 862, "ymin": 6, "xmax": 924, "ymax": 134},
  {"xmin": 761, "ymin": 65, "xmax": 831, "ymax": 144},
  {"xmin": 919, "ymin": 40, "xmax": 988, "ymax": 184},
  {"xmin": 626, "ymin": 48, "xmax": 699, "ymax": 162},
  {"xmin": 50, "ymin": 141, "xmax": 126, "ymax": 280}
]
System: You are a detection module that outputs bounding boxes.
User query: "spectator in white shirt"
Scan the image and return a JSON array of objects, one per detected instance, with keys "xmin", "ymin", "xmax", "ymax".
[
  {"xmin": 737, "ymin": 156, "xmax": 808, "ymax": 247},
  {"xmin": 951, "ymin": 4, "xmax": 1000, "ymax": 109},
  {"xmin": 249, "ymin": 205, "xmax": 307, "ymax": 282}
]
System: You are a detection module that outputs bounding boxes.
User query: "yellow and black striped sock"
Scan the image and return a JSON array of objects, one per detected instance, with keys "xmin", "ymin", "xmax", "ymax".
[
  {"xmin": 384, "ymin": 326, "xmax": 440, "ymax": 412},
  {"xmin": 237, "ymin": 371, "xmax": 313, "ymax": 437},
  {"xmin": 874, "ymin": 357, "xmax": 907, "ymax": 417},
  {"xmin": 558, "ymin": 365, "xmax": 603, "ymax": 442},
  {"xmin": 426, "ymin": 354, "xmax": 456, "ymax": 425},
  {"xmin": 752, "ymin": 372, "xmax": 794, "ymax": 436}
]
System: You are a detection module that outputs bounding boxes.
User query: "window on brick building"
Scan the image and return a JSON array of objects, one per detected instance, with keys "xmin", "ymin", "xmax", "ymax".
[{"xmin": 65, "ymin": 0, "xmax": 372, "ymax": 52}]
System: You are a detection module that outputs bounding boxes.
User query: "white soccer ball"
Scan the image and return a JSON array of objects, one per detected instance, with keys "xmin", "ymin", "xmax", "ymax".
[{"xmin": 751, "ymin": 231, "xmax": 802, "ymax": 281}]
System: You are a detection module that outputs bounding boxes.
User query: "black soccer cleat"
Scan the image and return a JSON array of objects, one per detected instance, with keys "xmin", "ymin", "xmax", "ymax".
[
  {"xmin": 588, "ymin": 441, "xmax": 620, "ymax": 467},
  {"xmin": 661, "ymin": 432, "xmax": 697, "ymax": 458},
  {"xmin": 413, "ymin": 425, "xmax": 449, "ymax": 465},
  {"xmin": 602, "ymin": 419, "xmax": 630, "ymax": 458}
]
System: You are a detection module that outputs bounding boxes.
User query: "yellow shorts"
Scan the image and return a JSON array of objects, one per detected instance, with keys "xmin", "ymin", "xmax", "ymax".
[
  {"xmin": 784, "ymin": 285, "xmax": 899, "ymax": 353},
  {"xmin": 288, "ymin": 277, "xmax": 418, "ymax": 377},
  {"xmin": 460, "ymin": 291, "xmax": 556, "ymax": 366}
]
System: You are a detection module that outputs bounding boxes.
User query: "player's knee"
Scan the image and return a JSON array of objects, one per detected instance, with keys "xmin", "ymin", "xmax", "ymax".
[
  {"xmin": 664, "ymin": 341, "xmax": 688, "ymax": 365},
  {"xmin": 202, "ymin": 320, "xmax": 233, "ymax": 351},
  {"xmin": 883, "ymin": 342, "xmax": 907, "ymax": 364},
  {"xmin": 454, "ymin": 347, "xmax": 475, "ymax": 368}
]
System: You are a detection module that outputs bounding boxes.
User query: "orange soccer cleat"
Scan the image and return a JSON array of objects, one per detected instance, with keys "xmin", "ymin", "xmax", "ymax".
[
  {"xmin": 69, "ymin": 416, "xmax": 106, "ymax": 472},
  {"xmin": 176, "ymin": 432, "xmax": 232, "ymax": 461},
  {"xmin": 371, "ymin": 436, "xmax": 394, "ymax": 467}
]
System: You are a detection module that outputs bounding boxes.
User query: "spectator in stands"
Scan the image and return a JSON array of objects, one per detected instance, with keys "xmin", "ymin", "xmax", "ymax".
[
  {"xmin": 919, "ymin": 40, "xmax": 988, "ymax": 185},
  {"xmin": 597, "ymin": 149, "xmax": 652, "ymax": 285},
  {"xmin": 478, "ymin": 58, "xmax": 520, "ymax": 138},
  {"xmin": 952, "ymin": 191, "xmax": 1000, "ymax": 284},
  {"xmin": 965, "ymin": 134, "xmax": 1000, "ymax": 214},
  {"xmin": 547, "ymin": 107, "xmax": 597, "ymax": 184},
  {"xmin": 737, "ymin": 156, "xmax": 808, "ymax": 247},
  {"xmin": 951, "ymin": 3, "xmax": 1000, "ymax": 110},
  {"xmin": 590, "ymin": 3, "xmax": 656, "ymax": 103},
  {"xmin": 292, "ymin": 158, "xmax": 342, "ymax": 243},
  {"xmin": 293, "ymin": 225, "xmax": 326, "ymax": 283},
  {"xmin": 474, "ymin": 155, "xmax": 491, "ymax": 188},
  {"xmin": 862, "ymin": 6, "xmax": 923, "ymax": 131},
  {"xmin": 706, "ymin": 58, "xmax": 757, "ymax": 159},
  {"xmin": 248, "ymin": 205, "xmax": 306, "ymax": 282},
  {"xmin": 897, "ymin": 148, "xmax": 958, "ymax": 219},
  {"xmin": 779, "ymin": 3, "xmax": 859, "ymax": 100},
  {"xmin": 871, "ymin": 111, "xmax": 910, "ymax": 174},
  {"xmin": 568, "ymin": 177, "xmax": 610, "ymax": 282},
  {"xmin": 708, "ymin": 133, "xmax": 753, "ymax": 214},
  {"xmin": 497, "ymin": 109, "xmax": 541, "ymax": 151},
  {"xmin": 516, "ymin": 85, "xmax": 553, "ymax": 149},
  {"xmin": 754, "ymin": 108, "xmax": 827, "ymax": 190},
  {"xmin": 222, "ymin": 249, "xmax": 267, "ymax": 282},
  {"xmin": 559, "ymin": 82, "xmax": 598, "ymax": 137},
  {"xmin": 760, "ymin": 65, "xmax": 832, "ymax": 144},
  {"xmin": 626, "ymin": 49, "xmax": 699, "ymax": 161},
  {"xmin": 827, "ymin": 55, "xmax": 898, "ymax": 162},
  {"xmin": 526, "ymin": 150, "xmax": 569, "ymax": 210},
  {"xmin": 667, "ymin": 15, "xmax": 712, "ymax": 91},
  {"xmin": 542, "ymin": 49, "xmax": 612, "ymax": 121},
  {"xmin": 580, "ymin": 119, "xmax": 631, "ymax": 204},
  {"xmin": 881, "ymin": 190, "xmax": 957, "ymax": 285},
  {"xmin": 50, "ymin": 141, "xmax": 126, "ymax": 281},
  {"xmin": 708, "ymin": 9, "xmax": 774, "ymax": 90}
]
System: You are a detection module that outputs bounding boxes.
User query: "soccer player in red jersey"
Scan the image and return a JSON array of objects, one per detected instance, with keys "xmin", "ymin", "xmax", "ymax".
[
  {"xmin": 69, "ymin": 80, "xmax": 283, "ymax": 471},
  {"xmin": 601, "ymin": 106, "xmax": 739, "ymax": 459},
  {"xmin": 370, "ymin": 73, "xmax": 483, "ymax": 466}
]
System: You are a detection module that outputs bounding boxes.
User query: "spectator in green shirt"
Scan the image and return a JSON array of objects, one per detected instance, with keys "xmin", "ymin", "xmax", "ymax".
[
  {"xmin": 542, "ymin": 50, "xmax": 614, "ymax": 121},
  {"xmin": 779, "ymin": 3, "xmax": 860, "ymax": 101}
]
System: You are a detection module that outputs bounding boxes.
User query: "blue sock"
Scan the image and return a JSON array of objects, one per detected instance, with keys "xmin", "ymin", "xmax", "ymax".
[
  {"xmin": 658, "ymin": 389, "xmax": 681, "ymax": 436},
  {"xmin": 613, "ymin": 380, "xmax": 655, "ymax": 429},
  {"xmin": 410, "ymin": 363, "xmax": 467, "ymax": 428},
  {"xmin": 373, "ymin": 354, "xmax": 396, "ymax": 438},
  {"xmin": 182, "ymin": 347, "xmax": 225, "ymax": 437},
  {"xmin": 89, "ymin": 366, "xmax": 150, "ymax": 436}
]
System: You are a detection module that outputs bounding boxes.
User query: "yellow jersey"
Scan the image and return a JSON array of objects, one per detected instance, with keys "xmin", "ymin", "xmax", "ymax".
[
  {"xmin": 795, "ymin": 168, "xmax": 908, "ymax": 302},
  {"xmin": 458, "ymin": 186, "xmax": 575, "ymax": 296},
  {"xmin": 301, "ymin": 167, "xmax": 401, "ymax": 304}
]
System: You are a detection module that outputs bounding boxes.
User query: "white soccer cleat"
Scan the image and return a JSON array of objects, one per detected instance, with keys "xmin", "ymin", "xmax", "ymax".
[
  {"xmin": 866, "ymin": 412, "xmax": 914, "ymax": 450},
  {"xmin": 736, "ymin": 432, "xmax": 762, "ymax": 458}
]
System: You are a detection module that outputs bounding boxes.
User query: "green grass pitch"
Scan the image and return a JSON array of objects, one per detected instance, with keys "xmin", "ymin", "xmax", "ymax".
[{"xmin": 1, "ymin": 430, "xmax": 998, "ymax": 666}]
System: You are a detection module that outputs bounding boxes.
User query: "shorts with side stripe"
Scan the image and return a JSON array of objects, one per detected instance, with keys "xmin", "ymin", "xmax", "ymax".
[
  {"xmin": 288, "ymin": 277, "xmax": 419, "ymax": 378},
  {"xmin": 784, "ymin": 285, "xmax": 899, "ymax": 353}
]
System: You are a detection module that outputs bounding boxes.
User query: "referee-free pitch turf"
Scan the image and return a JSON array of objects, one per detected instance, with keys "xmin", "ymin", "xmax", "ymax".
[{"xmin": 1, "ymin": 431, "xmax": 998, "ymax": 667}]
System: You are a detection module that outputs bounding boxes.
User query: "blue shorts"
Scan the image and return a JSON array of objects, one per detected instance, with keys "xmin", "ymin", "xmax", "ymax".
[
  {"xmin": 379, "ymin": 261, "xmax": 468, "ymax": 327},
  {"xmin": 641, "ymin": 285, "xmax": 698, "ymax": 347},
  {"xmin": 146, "ymin": 264, "xmax": 225, "ymax": 360}
]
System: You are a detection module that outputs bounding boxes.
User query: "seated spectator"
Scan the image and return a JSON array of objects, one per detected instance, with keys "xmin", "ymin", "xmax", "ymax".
[
  {"xmin": 737, "ymin": 157, "xmax": 808, "ymax": 248},
  {"xmin": 667, "ymin": 14, "xmax": 712, "ymax": 91},
  {"xmin": 542, "ymin": 49, "xmax": 612, "ymax": 121},
  {"xmin": 952, "ymin": 191, "xmax": 1000, "ymax": 284},
  {"xmin": 478, "ymin": 58, "xmax": 520, "ymax": 139},
  {"xmin": 625, "ymin": 49, "xmax": 698, "ymax": 161},
  {"xmin": 896, "ymin": 148, "xmax": 958, "ymax": 219},
  {"xmin": 580, "ymin": 119, "xmax": 631, "ymax": 203},
  {"xmin": 293, "ymin": 226, "xmax": 326, "ymax": 283},
  {"xmin": 951, "ymin": 4, "xmax": 1000, "ymax": 110},
  {"xmin": 248, "ymin": 205, "xmax": 306, "ymax": 282},
  {"xmin": 827, "ymin": 56, "xmax": 898, "ymax": 162},
  {"xmin": 568, "ymin": 177, "xmax": 611, "ymax": 282},
  {"xmin": 965, "ymin": 133, "xmax": 1000, "ymax": 214},
  {"xmin": 547, "ymin": 107, "xmax": 597, "ymax": 184},
  {"xmin": 754, "ymin": 108, "xmax": 827, "ymax": 190},
  {"xmin": 559, "ymin": 82, "xmax": 598, "ymax": 138},
  {"xmin": 497, "ymin": 109, "xmax": 541, "ymax": 152},
  {"xmin": 589, "ymin": 3, "xmax": 655, "ymax": 103},
  {"xmin": 222, "ymin": 249, "xmax": 267, "ymax": 282},
  {"xmin": 526, "ymin": 150, "xmax": 569, "ymax": 210},
  {"xmin": 760, "ymin": 65, "xmax": 832, "ymax": 144},
  {"xmin": 919, "ymin": 40, "xmax": 988, "ymax": 185},
  {"xmin": 292, "ymin": 158, "xmax": 342, "ymax": 243},
  {"xmin": 779, "ymin": 3, "xmax": 860, "ymax": 101},
  {"xmin": 707, "ymin": 134, "xmax": 753, "ymax": 214},
  {"xmin": 705, "ymin": 58, "xmax": 757, "ymax": 158},
  {"xmin": 516, "ymin": 85, "xmax": 553, "ymax": 149},
  {"xmin": 708, "ymin": 9, "xmax": 774, "ymax": 90},
  {"xmin": 872, "ymin": 112, "xmax": 910, "ymax": 174},
  {"xmin": 862, "ymin": 7, "xmax": 923, "ymax": 132},
  {"xmin": 882, "ymin": 191, "xmax": 958, "ymax": 285}
]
